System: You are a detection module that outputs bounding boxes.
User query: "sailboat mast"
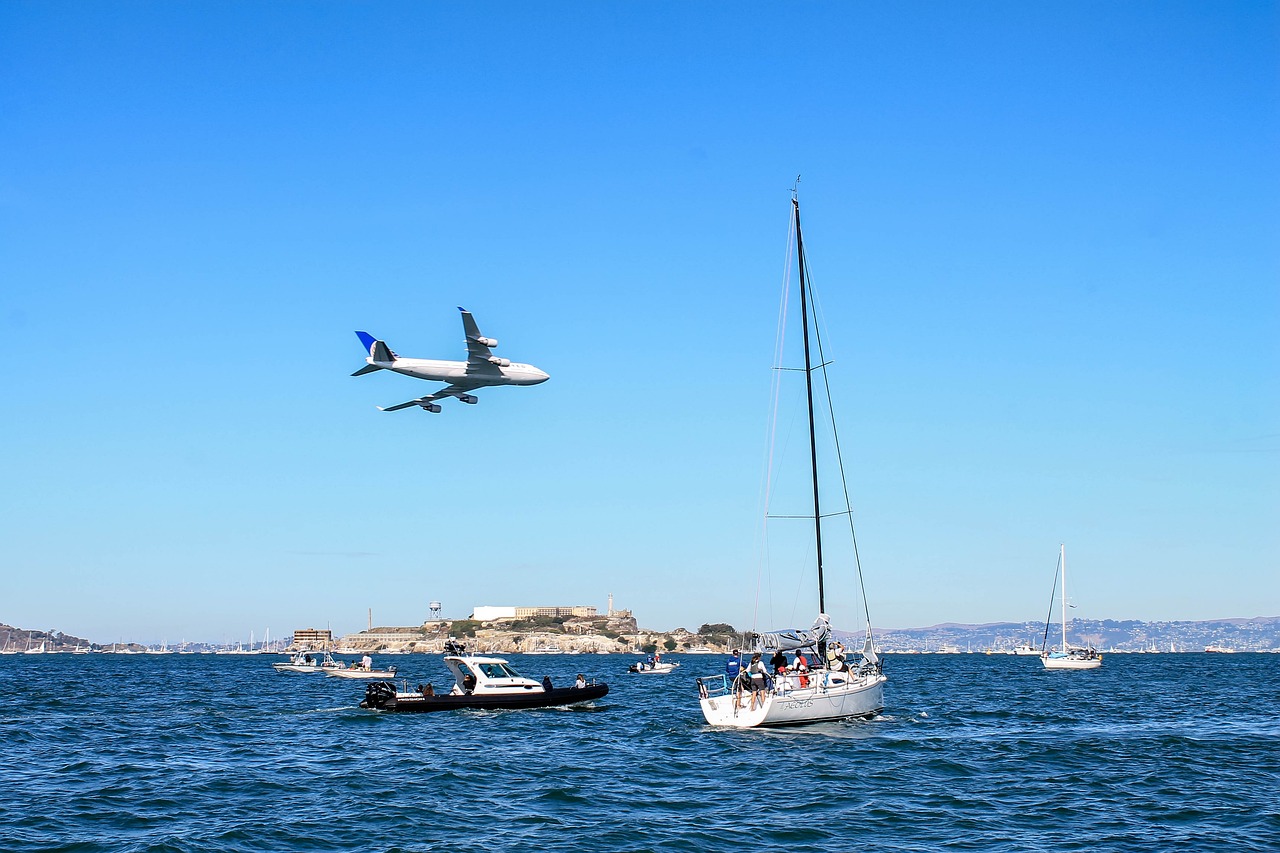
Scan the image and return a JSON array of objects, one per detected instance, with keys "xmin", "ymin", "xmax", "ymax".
[
  {"xmin": 1060, "ymin": 543, "xmax": 1068, "ymax": 651},
  {"xmin": 793, "ymin": 195, "xmax": 826, "ymax": 613}
]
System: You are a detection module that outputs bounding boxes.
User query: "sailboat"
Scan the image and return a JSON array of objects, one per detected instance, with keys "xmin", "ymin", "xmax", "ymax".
[
  {"xmin": 1040, "ymin": 544, "xmax": 1102, "ymax": 670},
  {"xmin": 696, "ymin": 187, "xmax": 887, "ymax": 727}
]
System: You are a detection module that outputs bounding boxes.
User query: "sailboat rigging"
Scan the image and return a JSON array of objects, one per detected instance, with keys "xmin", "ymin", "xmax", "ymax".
[
  {"xmin": 696, "ymin": 186, "xmax": 887, "ymax": 727},
  {"xmin": 1040, "ymin": 544, "xmax": 1102, "ymax": 670}
]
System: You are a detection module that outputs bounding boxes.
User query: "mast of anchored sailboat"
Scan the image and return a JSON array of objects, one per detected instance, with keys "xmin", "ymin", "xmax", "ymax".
[
  {"xmin": 1060, "ymin": 544, "xmax": 1068, "ymax": 652},
  {"xmin": 793, "ymin": 193, "xmax": 825, "ymax": 614}
]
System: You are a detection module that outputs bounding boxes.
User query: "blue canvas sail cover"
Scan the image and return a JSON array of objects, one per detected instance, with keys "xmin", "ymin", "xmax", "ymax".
[{"xmin": 755, "ymin": 614, "xmax": 832, "ymax": 653}]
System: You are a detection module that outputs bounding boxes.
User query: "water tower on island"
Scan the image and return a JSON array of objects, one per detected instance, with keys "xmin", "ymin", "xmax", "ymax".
[{"xmin": 429, "ymin": 601, "xmax": 442, "ymax": 620}]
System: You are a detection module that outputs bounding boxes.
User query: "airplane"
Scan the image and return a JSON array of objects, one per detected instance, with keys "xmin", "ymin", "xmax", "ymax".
[{"xmin": 352, "ymin": 307, "xmax": 549, "ymax": 412}]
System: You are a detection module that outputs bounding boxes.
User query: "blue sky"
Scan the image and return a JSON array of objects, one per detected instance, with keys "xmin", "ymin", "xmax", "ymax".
[{"xmin": 1, "ymin": 2, "xmax": 1276, "ymax": 644}]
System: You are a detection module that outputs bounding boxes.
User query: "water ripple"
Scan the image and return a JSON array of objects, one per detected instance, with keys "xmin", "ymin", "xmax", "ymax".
[{"xmin": 2, "ymin": 653, "xmax": 1277, "ymax": 851}]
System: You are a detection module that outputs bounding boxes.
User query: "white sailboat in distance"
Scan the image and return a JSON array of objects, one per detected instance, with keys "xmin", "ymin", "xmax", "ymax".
[
  {"xmin": 696, "ymin": 185, "xmax": 887, "ymax": 727},
  {"xmin": 1041, "ymin": 544, "xmax": 1102, "ymax": 670}
]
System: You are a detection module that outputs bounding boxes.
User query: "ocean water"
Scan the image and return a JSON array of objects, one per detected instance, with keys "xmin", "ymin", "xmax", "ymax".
[{"xmin": 1, "ymin": 652, "xmax": 1277, "ymax": 852}]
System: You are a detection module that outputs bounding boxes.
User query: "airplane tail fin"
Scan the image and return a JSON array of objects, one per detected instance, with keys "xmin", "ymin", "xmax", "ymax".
[{"xmin": 353, "ymin": 331, "xmax": 396, "ymax": 376}]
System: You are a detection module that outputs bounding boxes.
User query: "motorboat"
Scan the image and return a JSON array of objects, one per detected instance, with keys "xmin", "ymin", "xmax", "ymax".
[
  {"xmin": 326, "ymin": 658, "xmax": 398, "ymax": 679},
  {"xmin": 628, "ymin": 658, "xmax": 681, "ymax": 674},
  {"xmin": 272, "ymin": 650, "xmax": 344, "ymax": 673},
  {"xmin": 360, "ymin": 652, "xmax": 607, "ymax": 713}
]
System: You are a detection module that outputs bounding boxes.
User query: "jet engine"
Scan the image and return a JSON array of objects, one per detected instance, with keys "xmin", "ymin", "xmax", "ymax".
[
  {"xmin": 476, "ymin": 337, "xmax": 498, "ymax": 348},
  {"xmin": 488, "ymin": 356, "xmax": 511, "ymax": 367},
  {"xmin": 459, "ymin": 395, "xmax": 478, "ymax": 404},
  {"xmin": 421, "ymin": 403, "xmax": 442, "ymax": 413}
]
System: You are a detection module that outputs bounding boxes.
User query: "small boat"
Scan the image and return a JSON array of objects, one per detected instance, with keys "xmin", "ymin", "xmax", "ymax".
[
  {"xmin": 272, "ymin": 650, "xmax": 344, "ymax": 673},
  {"xmin": 1008, "ymin": 643, "xmax": 1040, "ymax": 656},
  {"xmin": 628, "ymin": 658, "xmax": 681, "ymax": 674},
  {"xmin": 326, "ymin": 658, "xmax": 398, "ymax": 679},
  {"xmin": 1204, "ymin": 645, "xmax": 1236, "ymax": 654},
  {"xmin": 1040, "ymin": 544, "xmax": 1102, "ymax": 670},
  {"xmin": 525, "ymin": 643, "xmax": 564, "ymax": 655},
  {"xmin": 684, "ymin": 646, "xmax": 715, "ymax": 654},
  {"xmin": 360, "ymin": 652, "xmax": 608, "ymax": 713}
]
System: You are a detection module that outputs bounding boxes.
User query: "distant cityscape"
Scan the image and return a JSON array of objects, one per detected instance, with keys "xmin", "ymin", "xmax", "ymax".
[
  {"xmin": 868, "ymin": 616, "xmax": 1280, "ymax": 654},
  {"xmin": 3, "ymin": 614, "xmax": 1279, "ymax": 655}
]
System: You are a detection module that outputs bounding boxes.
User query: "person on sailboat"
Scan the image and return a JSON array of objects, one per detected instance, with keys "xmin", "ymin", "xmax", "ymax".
[
  {"xmin": 769, "ymin": 648, "xmax": 789, "ymax": 674},
  {"xmin": 725, "ymin": 650, "xmax": 743, "ymax": 683},
  {"xmin": 793, "ymin": 652, "xmax": 810, "ymax": 688},
  {"xmin": 746, "ymin": 653, "xmax": 769, "ymax": 708}
]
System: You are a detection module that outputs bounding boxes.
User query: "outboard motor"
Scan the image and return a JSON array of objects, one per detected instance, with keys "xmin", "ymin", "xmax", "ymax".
[{"xmin": 362, "ymin": 680, "xmax": 398, "ymax": 710}]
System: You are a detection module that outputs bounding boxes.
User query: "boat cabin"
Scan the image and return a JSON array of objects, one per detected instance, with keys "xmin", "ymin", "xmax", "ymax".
[{"xmin": 443, "ymin": 655, "xmax": 545, "ymax": 695}]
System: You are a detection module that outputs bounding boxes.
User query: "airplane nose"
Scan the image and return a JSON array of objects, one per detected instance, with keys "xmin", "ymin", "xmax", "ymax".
[{"xmin": 535, "ymin": 370, "xmax": 550, "ymax": 384}]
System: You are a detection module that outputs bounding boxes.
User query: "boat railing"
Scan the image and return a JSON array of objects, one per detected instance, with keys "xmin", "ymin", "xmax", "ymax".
[
  {"xmin": 700, "ymin": 663, "xmax": 881, "ymax": 701},
  {"xmin": 696, "ymin": 674, "xmax": 731, "ymax": 699}
]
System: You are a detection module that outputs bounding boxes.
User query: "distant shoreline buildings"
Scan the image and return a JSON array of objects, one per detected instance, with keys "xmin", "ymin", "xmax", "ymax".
[{"xmin": 5, "ymin": 613, "xmax": 1280, "ymax": 654}]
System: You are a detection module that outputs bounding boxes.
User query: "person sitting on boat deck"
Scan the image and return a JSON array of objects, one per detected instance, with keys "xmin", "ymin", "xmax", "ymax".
[
  {"xmin": 574, "ymin": 673, "xmax": 586, "ymax": 689},
  {"xmin": 826, "ymin": 642, "xmax": 846, "ymax": 671},
  {"xmin": 303, "ymin": 653, "xmax": 313, "ymax": 665},
  {"xmin": 417, "ymin": 683, "xmax": 434, "ymax": 696},
  {"xmin": 361, "ymin": 653, "xmax": 373, "ymax": 672},
  {"xmin": 461, "ymin": 671, "xmax": 477, "ymax": 694},
  {"xmin": 793, "ymin": 651, "xmax": 810, "ymax": 688},
  {"xmin": 769, "ymin": 648, "xmax": 788, "ymax": 674},
  {"xmin": 542, "ymin": 675, "xmax": 554, "ymax": 691}
]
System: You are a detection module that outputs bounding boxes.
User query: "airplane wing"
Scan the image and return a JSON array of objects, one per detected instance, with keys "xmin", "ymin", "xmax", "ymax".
[
  {"xmin": 458, "ymin": 307, "xmax": 507, "ymax": 371},
  {"xmin": 378, "ymin": 385, "xmax": 476, "ymax": 412}
]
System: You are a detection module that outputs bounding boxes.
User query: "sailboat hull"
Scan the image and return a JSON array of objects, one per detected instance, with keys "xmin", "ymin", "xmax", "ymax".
[
  {"xmin": 699, "ymin": 670, "xmax": 886, "ymax": 728},
  {"xmin": 1041, "ymin": 653, "xmax": 1102, "ymax": 670}
]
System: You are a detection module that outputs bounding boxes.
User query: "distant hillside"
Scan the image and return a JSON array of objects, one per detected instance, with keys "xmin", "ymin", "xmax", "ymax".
[
  {"xmin": 0, "ymin": 624, "xmax": 94, "ymax": 652},
  {"xmin": 854, "ymin": 616, "xmax": 1280, "ymax": 652}
]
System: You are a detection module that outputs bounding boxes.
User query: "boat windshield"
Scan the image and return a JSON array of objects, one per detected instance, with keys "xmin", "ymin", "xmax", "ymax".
[{"xmin": 478, "ymin": 662, "xmax": 521, "ymax": 679}]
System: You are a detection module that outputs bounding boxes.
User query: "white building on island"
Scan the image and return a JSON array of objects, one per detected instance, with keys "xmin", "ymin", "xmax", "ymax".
[{"xmin": 470, "ymin": 605, "xmax": 599, "ymax": 621}]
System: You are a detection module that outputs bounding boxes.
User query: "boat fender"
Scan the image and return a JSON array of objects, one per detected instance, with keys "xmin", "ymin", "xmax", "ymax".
[{"xmin": 697, "ymin": 679, "xmax": 708, "ymax": 699}]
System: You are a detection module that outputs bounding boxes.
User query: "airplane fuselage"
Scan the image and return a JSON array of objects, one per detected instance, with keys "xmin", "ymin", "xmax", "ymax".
[
  {"xmin": 374, "ymin": 358, "xmax": 549, "ymax": 387},
  {"xmin": 353, "ymin": 307, "xmax": 547, "ymax": 412}
]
